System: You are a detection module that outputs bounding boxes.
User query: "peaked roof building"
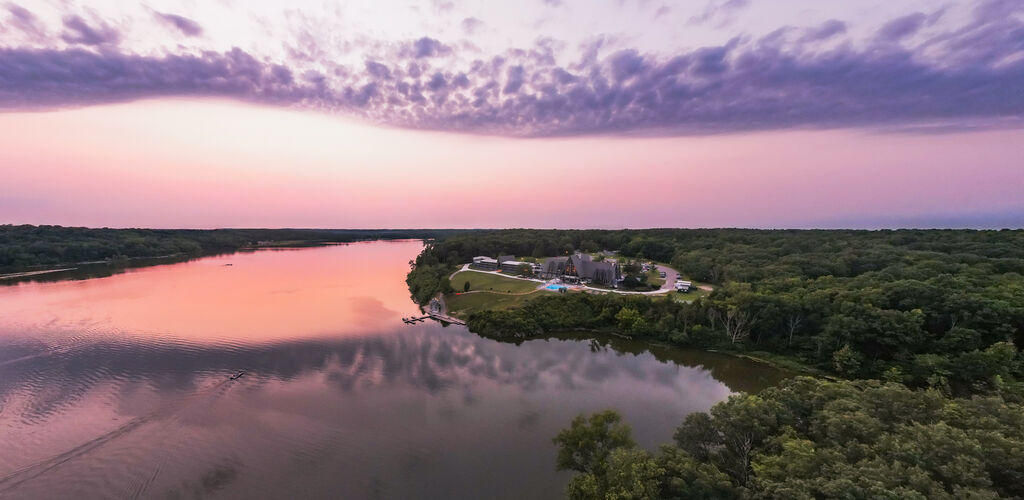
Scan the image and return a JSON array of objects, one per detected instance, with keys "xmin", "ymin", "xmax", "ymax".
[{"xmin": 543, "ymin": 253, "xmax": 620, "ymax": 285}]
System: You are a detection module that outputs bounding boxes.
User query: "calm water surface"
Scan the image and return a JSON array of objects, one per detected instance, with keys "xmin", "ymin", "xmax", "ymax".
[{"xmin": 0, "ymin": 240, "xmax": 786, "ymax": 499}]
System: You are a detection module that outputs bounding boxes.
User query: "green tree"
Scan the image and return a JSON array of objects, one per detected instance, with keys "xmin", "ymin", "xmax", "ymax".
[
  {"xmin": 571, "ymin": 447, "xmax": 664, "ymax": 500},
  {"xmin": 672, "ymin": 412, "xmax": 720, "ymax": 461},
  {"xmin": 707, "ymin": 394, "xmax": 787, "ymax": 485},
  {"xmin": 658, "ymin": 445, "xmax": 737, "ymax": 499},
  {"xmin": 553, "ymin": 410, "xmax": 636, "ymax": 477},
  {"xmin": 615, "ymin": 308, "xmax": 642, "ymax": 331},
  {"xmin": 832, "ymin": 344, "xmax": 862, "ymax": 376}
]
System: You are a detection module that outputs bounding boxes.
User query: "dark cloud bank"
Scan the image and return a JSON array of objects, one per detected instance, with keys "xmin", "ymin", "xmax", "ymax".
[{"xmin": 1, "ymin": 0, "xmax": 1023, "ymax": 137}]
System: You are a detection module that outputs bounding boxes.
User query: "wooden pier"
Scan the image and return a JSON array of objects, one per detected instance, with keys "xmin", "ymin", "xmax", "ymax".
[
  {"xmin": 429, "ymin": 313, "xmax": 466, "ymax": 325},
  {"xmin": 402, "ymin": 314, "xmax": 466, "ymax": 326}
]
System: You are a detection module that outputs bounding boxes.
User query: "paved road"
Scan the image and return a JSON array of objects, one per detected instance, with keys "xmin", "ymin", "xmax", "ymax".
[{"xmin": 654, "ymin": 264, "xmax": 678, "ymax": 292}]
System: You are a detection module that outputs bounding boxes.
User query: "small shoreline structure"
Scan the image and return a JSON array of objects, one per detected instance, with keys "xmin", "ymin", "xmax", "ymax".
[
  {"xmin": 402, "ymin": 313, "xmax": 467, "ymax": 326},
  {"xmin": 402, "ymin": 296, "xmax": 468, "ymax": 326}
]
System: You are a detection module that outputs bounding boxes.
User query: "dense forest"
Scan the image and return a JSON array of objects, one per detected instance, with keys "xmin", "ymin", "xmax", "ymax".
[
  {"xmin": 553, "ymin": 377, "xmax": 1024, "ymax": 499},
  {"xmin": 406, "ymin": 228, "xmax": 1024, "ymax": 498},
  {"xmin": 0, "ymin": 224, "xmax": 465, "ymax": 270},
  {"xmin": 408, "ymin": 229, "xmax": 1024, "ymax": 393}
]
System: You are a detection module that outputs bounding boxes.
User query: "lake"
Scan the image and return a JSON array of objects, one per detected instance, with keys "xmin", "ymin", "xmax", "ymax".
[{"xmin": 0, "ymin": 240, "xmax": 786, "ymax": 499}]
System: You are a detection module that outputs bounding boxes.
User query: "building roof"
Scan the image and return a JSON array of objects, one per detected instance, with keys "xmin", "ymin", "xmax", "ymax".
[
  {"xmin": 575, "ymin": 257, "xmax": 618, "ymax": 282},
  {"xmin": 543, "ymin": 256, "xmax": 569, "ymax": 275},
  {"xmin": 541, "ymin": 254, "xmax": 619, "ymax": 282}
]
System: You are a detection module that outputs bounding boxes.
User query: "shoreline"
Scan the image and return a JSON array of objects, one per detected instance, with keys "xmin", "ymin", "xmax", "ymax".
[
  {"xmin": 0, "ymin": 253, "xmax": 190, "ymax": 275},
  {"xmin": 467, "ymin": 321, "xmax": 820, "ymax": 378},
  {"xmin": 1, "ymin": 237, "xmax": 432, "ymax": 278},
  {"xmin": 0, "ymin": 268, "xmax": 79, "ymax": 280}
]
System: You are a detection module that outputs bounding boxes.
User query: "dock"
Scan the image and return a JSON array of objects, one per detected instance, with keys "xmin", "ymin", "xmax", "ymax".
[
  {"xmin": 428, "ymin": 313, "xmax": 466, "ymax": 325},
  {"xmin": 401, "ymin": 295, "xmax": 467, "ymax": 326},
  {"xmin": 402, "ymin": 314, "xmax": 466, "ymax": 326}
]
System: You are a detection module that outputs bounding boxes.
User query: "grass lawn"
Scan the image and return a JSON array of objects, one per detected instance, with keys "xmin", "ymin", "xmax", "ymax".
[
  {"xmin": 645, "ymin": 269, "xmax": 665, "ymax": 287},
  {"xmin": 445, "ymin": 290, "xmax": 544, "ymax": 316},
  {"xmin": 450, "ymin": 270, "xmax": 540, "ymax": 294},
  {"xmin": 667, "ymin": 287, "xmax": 711, "ymax": 303}
]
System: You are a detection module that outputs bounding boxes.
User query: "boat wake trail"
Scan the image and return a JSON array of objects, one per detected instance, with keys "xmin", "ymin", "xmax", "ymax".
[{"xmin": 0, "ymin": 374, "xmax": 243, "ymax": 494}]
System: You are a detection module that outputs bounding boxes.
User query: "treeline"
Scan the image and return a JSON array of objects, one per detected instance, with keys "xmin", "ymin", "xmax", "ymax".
[
  {"xmin": 554, "ymin": 377, "xmax": 1024, "ymax": 499},
  {"xmin": 0, "ymin": 224, "xmax": 466, "ymax": 269},
  {"xmin": 407, "ymin": 229, "xmax": 1024, "ymax": 395},
  {"xmin": 465, "ymin": 291, "xmax": 1021, "ymax": 395},
  {"xmin": 406, "ymin": 228, "xmax": 1024, "ymax": 274}
]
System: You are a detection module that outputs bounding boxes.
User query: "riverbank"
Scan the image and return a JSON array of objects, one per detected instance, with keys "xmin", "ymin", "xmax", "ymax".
[
  {"xmin": 0, "ymin": 225, "xmax": 465, "ymax": 271},
  {"xmin": 706, "ymin": 349, "xmax": 826, "ymax": 376},
  {"xmin": 0, "ymin": 268, "xmax": 79, "ymax": 280},
  {"xmin": 473, "ymin": 322, "xmax": 820, "ymax": 377}
]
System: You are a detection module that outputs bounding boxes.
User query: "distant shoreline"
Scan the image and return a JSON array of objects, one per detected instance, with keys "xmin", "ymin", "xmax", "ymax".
[{"xmin": 0, "ymin": 268, "xmax": 78, "ymax": 280}]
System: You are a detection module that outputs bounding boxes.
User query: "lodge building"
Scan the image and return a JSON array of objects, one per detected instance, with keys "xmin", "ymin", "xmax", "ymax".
[{"xmin": 541, "ymin": 253, "xmax": 621, "ymax": 286}]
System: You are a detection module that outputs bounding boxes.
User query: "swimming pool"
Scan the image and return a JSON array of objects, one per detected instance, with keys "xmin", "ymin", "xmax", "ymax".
[{"xmin": 544, "ymin": 284, "xmax": 566, "ymax": 291}]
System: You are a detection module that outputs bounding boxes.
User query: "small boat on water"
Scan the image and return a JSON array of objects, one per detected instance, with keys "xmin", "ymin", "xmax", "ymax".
[{"xmin": 230, "ymin": 371, "xmax": 245, "ymax": 380}]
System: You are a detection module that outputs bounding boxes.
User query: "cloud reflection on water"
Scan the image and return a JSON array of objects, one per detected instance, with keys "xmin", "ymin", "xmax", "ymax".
[{"xmin": 0, "ymin": 241, "xmax": 785, "ymax": 498}]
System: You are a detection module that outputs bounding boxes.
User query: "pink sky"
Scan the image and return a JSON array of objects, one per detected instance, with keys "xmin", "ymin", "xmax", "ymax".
[
  {"xmin": 1, "ymin": 99, "xmax": 1021, "ymax": 229},
  {"xmin": 1, "ymin": 1, "xmax": 1023, "ymax": 228}
]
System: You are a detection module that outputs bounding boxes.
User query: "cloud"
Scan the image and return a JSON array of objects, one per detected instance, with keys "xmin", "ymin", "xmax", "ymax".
[
  {"xmin": 971, "ymin": 0, "xmax": 1023, "ymax": 22},
  {"xmin": 0, "ymin": 47, "xmax": 313, "ymax": 109},
  {"xmin": 609, "ymin": 49, "xmax": 645, "ymax": 81},
  {"xmin": 431, "ymin": 0, "xmax": 455, "ymax": 13},
  {"xmin": 876, "ymin": 12, "xmax": 927, "ymax": 41},
  {"xmin": 5, "ymin": 4, "xmax": 45, "ymax": 40},
  {"xmin": 154, "ymin": 12, "xmax": 203, "ymax": 37},
  {"xmin": 405, "ymin": 37, "xmax": 451, "ymax": 58},
  {"xmin": 2, "ymin": 7, "xmax": 1024, "ymax": 138},
  {"xmin": 502, "ymin": 65, "xmax": 525, "ymax": 94},
  {"xmin": 799, "ymin": 19, "xmax": 846, "ymax": 43},
  {"xmin": 365, "ymin": 60, "xmax": 391, "ymax": 79},
  {"xmin": 461, "ymin": 17, "xmax": 484, "ymax": 35},
  {"xmin": 688, "ymin": 0, "xmax": 750, "ymax": 27},
  {"xmin": 654, "ymin": 6, "xmax": 671, "ymax": 19},
  {"xmin": 60, "ymin": 15, "xmax": 119, "ymax": 46}
]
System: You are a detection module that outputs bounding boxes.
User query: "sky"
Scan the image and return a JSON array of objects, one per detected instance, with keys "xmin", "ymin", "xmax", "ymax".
[{"xmin": 0, "ymin": 0, "xmax": 1022, "ymax": 229}]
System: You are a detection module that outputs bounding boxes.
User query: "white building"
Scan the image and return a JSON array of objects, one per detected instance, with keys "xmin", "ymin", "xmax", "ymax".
[
  {"xmin": 472, "ymin": 256, "xmax": 499, "ymax": 271},
  {"xmin": 500, "ymin": 260, "xmax": 532, "ymax": 275}
]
